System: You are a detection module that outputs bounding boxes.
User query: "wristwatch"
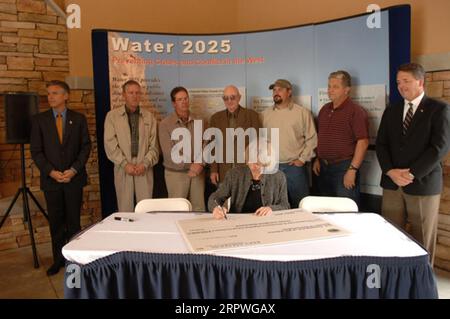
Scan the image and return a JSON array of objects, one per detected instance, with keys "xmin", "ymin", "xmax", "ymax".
[{"xmin": 348, "ymin": 164, "xmax": 359, "ymax": 171}]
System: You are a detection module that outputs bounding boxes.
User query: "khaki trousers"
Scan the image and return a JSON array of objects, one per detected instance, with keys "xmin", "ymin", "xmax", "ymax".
[
  {"xmin": 114, "ymin": 158, "xmax": 154, "ymax": 212},
  {"xmin": 164, "ymin": 169, "xmax": 205, "ymax": 211},
  {"xmin": 382, "ymin": 188, "xmax": 440, "ymax": 265}
]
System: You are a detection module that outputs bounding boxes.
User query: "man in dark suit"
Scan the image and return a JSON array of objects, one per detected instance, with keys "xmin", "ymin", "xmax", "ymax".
[
  {"xmin": 30, "ymin": 80, "xmax": 91, "ymax": 275},
  {"xmin": 376, "ymin": 63, "xmax": 450, "ymax": 265}
]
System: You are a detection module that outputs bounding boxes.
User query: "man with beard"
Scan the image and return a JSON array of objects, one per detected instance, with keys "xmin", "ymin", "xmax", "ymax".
[{"xmin": 261, "ymin": 79, "xmax": 317, "ymax": 208}]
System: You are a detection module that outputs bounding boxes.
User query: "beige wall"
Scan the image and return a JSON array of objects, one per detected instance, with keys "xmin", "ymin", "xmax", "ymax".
[
  {"xmin": 67, "ymin": 0, "xmax": 450, "ymax": 77},
  {"xmin": 237, "ymin": 0, "xmax": 450, "ymax": 57},
  {"xmin": 67, "ymin": 0, "xmax": 238, "ymax": 77}
]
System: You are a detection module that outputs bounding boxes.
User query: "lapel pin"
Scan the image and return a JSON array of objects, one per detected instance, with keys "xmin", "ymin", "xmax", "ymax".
[{"xmin": 69, "ymin": 120, "xmax": 73, "ymax": 124}]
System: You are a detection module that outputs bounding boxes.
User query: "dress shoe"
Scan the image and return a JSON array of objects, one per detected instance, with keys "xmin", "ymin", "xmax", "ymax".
[{"xmin": 46, "ymin": 260, "xmax": 65, "ymax": 276}]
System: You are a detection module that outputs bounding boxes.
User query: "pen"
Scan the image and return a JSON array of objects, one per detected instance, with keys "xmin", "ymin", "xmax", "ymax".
[
  {"xmin": 214, "ymin": 199, "xmax": 228, "ymax": 220},
  {"xmin": 114, "ymin": 216, "xmax": 134, "ymax": 222}
]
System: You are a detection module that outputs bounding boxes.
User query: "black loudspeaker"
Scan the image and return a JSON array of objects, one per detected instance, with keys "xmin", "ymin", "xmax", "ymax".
[{"xmin": 4, "ymin": 93, "xmax": 39, "ymax": 144}]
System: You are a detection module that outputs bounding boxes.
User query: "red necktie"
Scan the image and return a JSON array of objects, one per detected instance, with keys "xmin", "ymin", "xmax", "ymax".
[{"xmin": 56, "ymin": 114, "xmax": 63, "ymax": 143}]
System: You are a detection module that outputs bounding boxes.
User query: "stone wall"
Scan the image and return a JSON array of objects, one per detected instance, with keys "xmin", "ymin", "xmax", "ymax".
[
  {"xmin": 0, "ymin": 0, "xmax": 101, "ymax": 251},
  {"xmin": 425, "ymin": 70, "xmax": 450, "ymax": 273}
]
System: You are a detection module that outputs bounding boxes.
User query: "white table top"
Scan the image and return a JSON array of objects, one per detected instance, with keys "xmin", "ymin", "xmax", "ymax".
[{"xmin": 63, "ymin": 210, "xmax": 427, "ymax": 265}]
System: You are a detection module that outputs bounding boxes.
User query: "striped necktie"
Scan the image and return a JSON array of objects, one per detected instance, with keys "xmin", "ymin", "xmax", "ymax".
[
  {"xmin": 403, "ymin": 102, "xmax": 414, "ymax": 135},
  {"xmin": 56, "ymin": 113, "xmax": 63, "ymax": 143}
]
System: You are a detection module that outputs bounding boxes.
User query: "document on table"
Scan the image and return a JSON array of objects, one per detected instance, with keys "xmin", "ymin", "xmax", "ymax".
[{"xmin": 177, "ymin": 209, "xmax": 350, "ymax": 252}]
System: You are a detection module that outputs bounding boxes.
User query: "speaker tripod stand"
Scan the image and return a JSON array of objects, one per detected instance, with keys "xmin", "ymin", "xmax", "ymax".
[{"xmin": 0, "ymin": 144, "xmax": 48, "ymax": 268}]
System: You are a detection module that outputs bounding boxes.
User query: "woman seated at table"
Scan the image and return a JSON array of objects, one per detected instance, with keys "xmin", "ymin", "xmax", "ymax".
[{"xmin": 208, "ymin": 139, "xmax": 290, "ymax": 219}]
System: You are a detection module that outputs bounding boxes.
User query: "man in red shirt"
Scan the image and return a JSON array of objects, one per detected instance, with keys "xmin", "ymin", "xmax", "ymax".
[{"xmin": 313, "ymin": 70, "xmax": 369, "ymax": 207}]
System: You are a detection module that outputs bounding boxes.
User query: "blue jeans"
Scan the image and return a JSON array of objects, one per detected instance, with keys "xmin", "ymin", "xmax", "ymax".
[
  {"xmin": 317, "ymin": 159, "xmax": 360, "ymax": 207},
  {"xmin": 279, "ymin": 163, "xmax": 309, "ymax": 208}
]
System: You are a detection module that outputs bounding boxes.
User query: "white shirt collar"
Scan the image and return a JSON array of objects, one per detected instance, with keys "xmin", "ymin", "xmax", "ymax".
[{"xmin": 403, "ymin": 91, "xmax": 424, "ymax": 119}]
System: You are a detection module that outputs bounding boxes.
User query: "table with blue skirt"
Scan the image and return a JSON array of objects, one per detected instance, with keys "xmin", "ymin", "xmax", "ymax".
[{"xmin": 62, "ymin": 210, "xmax": 438, "ymax": 299}]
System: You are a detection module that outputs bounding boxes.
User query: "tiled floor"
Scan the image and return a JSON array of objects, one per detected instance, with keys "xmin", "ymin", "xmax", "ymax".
[
  {"xmin": 435, "ymin": 268, "xmax": 450, "ymax": 299},
  {"xmin": 0, "ymin": 242, "xmax": 449, "ymax": 299},
  {"xmin": 0, "ymin": 243, "xmax": 64, "ymax": 299}
]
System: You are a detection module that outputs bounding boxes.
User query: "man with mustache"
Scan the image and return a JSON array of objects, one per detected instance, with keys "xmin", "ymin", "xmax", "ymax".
[
  {"xmin": 313, "ymin": 71, "xmax": 369, "ymax": 208},
  {"xmin": 376, "ymin": 63, "xmax": 450, "ymax": 265},
  {"xmin": 261, "ymin": 79, "xmax": 317, "ymax": 208}
]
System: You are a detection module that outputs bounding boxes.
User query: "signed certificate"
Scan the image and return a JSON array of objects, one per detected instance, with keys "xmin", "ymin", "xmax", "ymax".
[{"xmin": 177, "ymin": 209, "xmax": 350, "ymax": 252}]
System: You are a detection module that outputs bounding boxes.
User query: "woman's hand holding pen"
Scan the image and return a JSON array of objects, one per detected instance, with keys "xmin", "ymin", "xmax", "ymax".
[{"xmin": 213, "ymin": 200, "xmax": 228, "ymax": 220}]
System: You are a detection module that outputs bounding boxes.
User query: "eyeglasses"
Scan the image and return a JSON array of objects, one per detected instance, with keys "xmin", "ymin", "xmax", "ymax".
[{"xmin": 222, "ymin": 95, "xmax": 237, "ymax": 102}]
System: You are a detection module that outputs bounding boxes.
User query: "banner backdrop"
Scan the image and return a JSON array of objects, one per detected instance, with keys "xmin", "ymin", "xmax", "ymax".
[{"xmin": 92, "ymin": 5, "xmax": 411, "ymax": 216}]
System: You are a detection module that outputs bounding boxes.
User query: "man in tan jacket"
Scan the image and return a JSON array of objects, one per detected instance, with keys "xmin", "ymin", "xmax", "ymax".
[{"xmin": 104, "ymin": 80, "xmax": 159, "ymax": 212}]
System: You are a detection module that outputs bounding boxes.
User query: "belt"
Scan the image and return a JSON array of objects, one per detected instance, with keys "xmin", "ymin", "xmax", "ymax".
[{"xmin": 321, "ymin": 157, "xmax": 352, "ymax": 165}]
